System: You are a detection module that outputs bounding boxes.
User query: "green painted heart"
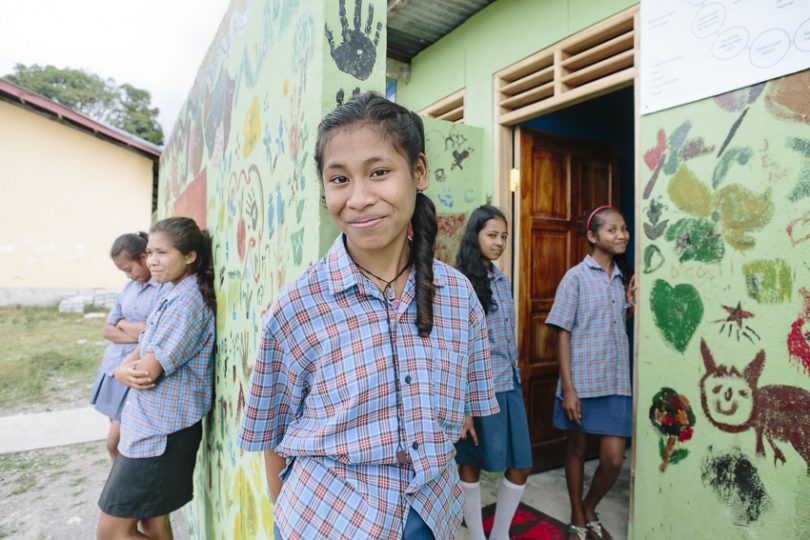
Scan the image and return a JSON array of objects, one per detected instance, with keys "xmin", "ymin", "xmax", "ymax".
[{"xmin": 650, "ymin": 279, "xmax": 704, "ymax": 353}]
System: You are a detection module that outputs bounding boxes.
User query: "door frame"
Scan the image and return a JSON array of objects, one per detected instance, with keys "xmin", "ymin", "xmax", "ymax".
[{"xmin": 491, "ymin": 3, "xmax": 642, "ymax": 525}]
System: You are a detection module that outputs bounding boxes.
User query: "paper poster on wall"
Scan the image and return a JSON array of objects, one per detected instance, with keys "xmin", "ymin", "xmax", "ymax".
[{"xmin": 640, "ymin": 0, "xmax": 810, "ymax": 115}]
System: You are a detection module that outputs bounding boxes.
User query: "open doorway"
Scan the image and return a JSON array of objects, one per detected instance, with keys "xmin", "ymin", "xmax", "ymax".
[{"xmin": 516, "ymin": 86, "xmax": 635, "ymax": 472}]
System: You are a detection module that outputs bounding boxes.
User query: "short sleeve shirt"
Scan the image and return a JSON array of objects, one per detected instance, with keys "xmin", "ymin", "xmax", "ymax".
[
  {"xmin": 545, "ymin": 255, "xmax": 631, "ymax": 398},
  {"xmin": 119, "ymin": 274, "xmax": 215, "ymax": 458},
  {"xmin": 487, "ymin": 266, "xmax": 520, "ymax": 393},
  {"xmin": 99, "ymin": 278, "xmax": 167, "ymax": 375},
  {"xmin": 238, "ymin": 235, "xmax": 499, "ymax": 540}
]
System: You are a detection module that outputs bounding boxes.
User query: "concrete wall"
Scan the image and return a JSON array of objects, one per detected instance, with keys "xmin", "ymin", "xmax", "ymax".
[
  {"xmin": 0, "ymin": 99, "xmax": 154, "ymax": 300},
  {"xmin": 156, "ymin": 1, "xmax": 386, "ymax": 537},
  {"xmin": 633, "ymin": 69, "xmax": 810, "ymax": 538}
]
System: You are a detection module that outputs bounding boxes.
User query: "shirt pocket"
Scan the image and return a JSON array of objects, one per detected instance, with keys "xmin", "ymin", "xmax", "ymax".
[{"xmin": 430, "ymin": 339, "xmax": 467, "ymax": 431}]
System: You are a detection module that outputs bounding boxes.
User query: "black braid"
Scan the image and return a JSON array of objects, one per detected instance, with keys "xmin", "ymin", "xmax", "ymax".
[
  {"xmin": 315, "ymin": 91, "xmax": 435, "ymax": 336},
  {"xmin": 412, "ymin": 192, "xmax": 437, "ymax": 337}
]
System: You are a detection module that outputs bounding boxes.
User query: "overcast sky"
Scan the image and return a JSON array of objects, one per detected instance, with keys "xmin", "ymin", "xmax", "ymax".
[{"xmin": 0, "ymin": 0, "xmax": 231, "ymax": 141}]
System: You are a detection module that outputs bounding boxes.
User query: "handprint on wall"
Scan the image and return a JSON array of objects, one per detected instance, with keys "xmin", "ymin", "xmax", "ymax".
[{"xmin": 325, "ymin": 0, "xmax": 382, "ymax": 81}]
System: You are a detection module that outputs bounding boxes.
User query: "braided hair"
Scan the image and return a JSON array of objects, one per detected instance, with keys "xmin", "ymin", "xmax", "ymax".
[{"xmin": 315, "ymin": 92, "xmax": 437, "ymax": 337}]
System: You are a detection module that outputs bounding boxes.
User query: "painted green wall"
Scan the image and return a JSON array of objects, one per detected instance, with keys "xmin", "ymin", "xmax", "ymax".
[
  {"xmin": 396, "ymin": 0, "xmax": 637, "ymax": 196},
  {"xmin": 633, "ymin": 70, "xmax": 810, "ymax": 538},
  {"xmin": 157, "ymin": 1, "xmax": 386, "ymax": 537},
  {"xmin": 422, "ymin": 117, "xmax": 485, "ymax": 264}
]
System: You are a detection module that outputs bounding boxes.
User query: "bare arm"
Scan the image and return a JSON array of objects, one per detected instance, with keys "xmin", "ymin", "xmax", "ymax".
[
  {"xmin": 103, "ymin": 323, "xmax": 137, "ymax": 344},
  {"xmin": 557, "ymin": 329, "xmax": 581, "ymax": 424},
  {"xmin": 113, "ymin": 349, "xmax": 162, "ymax": 390},
  {"xmin": 626, "ymin": 274, "xmax": 638, "ymax": 320},
  {"xmin": 264, "ymin": 449, "xmax": 287, "ymax": 503}
]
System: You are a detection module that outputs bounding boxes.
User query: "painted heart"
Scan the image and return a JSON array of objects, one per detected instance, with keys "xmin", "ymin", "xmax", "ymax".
[{"xmin": 650, "ymin": 279, "xmax": 704, "ymax": 353}]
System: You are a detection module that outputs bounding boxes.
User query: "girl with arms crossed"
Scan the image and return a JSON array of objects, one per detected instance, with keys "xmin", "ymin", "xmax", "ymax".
[
  {"xmin": 96, "ymin": 217, "xmax": 215, "ymax": 540},
  {"xmin": 545, "ymin": 206, "xmax": 637, "ymax": 540},
  {"xmin": 238, "ymin": 92, "xmax": 498, "ymax": 540},
  {"xmin": 454, "ymin": 205, "xmax": 532, "ymax": 540},
  {"xmin": 90, "ymin": 232, "xmax": 166, "ymax": 461}
]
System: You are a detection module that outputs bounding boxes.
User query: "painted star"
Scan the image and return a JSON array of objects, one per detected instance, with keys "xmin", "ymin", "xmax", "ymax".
[{"xmin": 713, "ymin": 302, "xmax": 759, "ymax": 343}]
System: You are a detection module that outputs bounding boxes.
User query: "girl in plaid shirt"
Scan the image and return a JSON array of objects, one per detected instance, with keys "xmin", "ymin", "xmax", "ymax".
[
  {"xmin": 454, "ymin": 205, "xmax": 532, "ymax": 540},
  {"xmin": 89, "ymin": 232, "xmax": 166, "ymax": 462},
  {"xmin": 546, "ymin": 206, "xmax": 637, "ymax": 540},
  {"xmin": 239, "ymin": 92, "xmax": 499, "ymax": 540},
  {"xmin": 96, "ymin": 217, "xmax": 216, "ymax": 540}
]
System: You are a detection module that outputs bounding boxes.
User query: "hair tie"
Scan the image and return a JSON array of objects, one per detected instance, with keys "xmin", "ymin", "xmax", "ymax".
[{"xmin": 586, "ymin": 205, "xmax": 616, "ymax": 232}]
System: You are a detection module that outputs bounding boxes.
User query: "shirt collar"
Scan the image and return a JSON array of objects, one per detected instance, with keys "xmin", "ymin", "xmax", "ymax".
[
  {"xmin": 584, "ymin": 254, "xmax": 623, "ymax": 279},
  {"xmin": 326, "ymin": 233, "xmax": 447, "ymax": 296},
  {"xmin": 489, "ymin": 264, "xmax": 507, "ymax": 282},
  {"xmin": 164, "ymin": 273, "xmax": 198, "ymax": 300}
]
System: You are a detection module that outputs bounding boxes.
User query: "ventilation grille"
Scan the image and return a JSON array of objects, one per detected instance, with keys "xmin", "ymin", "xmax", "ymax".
[
  {"xmin": 497, "ymin": 6, "xmax": 637, "ymax": 125},
  {"xmin": 420, "ymin": 90, "xmax": 464, "ymax": 123}
]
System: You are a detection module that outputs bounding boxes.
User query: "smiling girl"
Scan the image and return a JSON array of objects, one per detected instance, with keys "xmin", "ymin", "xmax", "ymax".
[
  {"xmin": 545, "ymin": 206, "xmax": 637, "ymax": 540},
  {"xmin": 96, "ymin": 217, "xmax": 215, "ymax": 540},
  {"xmin": 239, "ymin": 92, "xmax": 498, "ymax": 540},
  {"xmin": 454, "ymin": 205, "xmax": 532, "ymax": 540}
]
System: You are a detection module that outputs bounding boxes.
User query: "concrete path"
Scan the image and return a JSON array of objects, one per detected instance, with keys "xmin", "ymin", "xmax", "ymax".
[{"xmin": 0, "ymin": 406, "xmax": 109, "ymax": 454}]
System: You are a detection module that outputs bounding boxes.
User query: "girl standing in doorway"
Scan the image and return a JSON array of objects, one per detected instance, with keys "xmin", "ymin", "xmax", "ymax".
[
  {"xmin": 238, "ymin": 92, "xmax": 499, "ymax": 540},
  {"xmin": 546, "ymin": 205, "xmax": 636, "ymax": 540},
  {"xmin": 96, "ymin": 217, "xmax": 216, "ymax": 540},
  {"xmin": 90, "ymin": 232, "xmax": 166, "ymax": 461},
  {"xmin": 455, "ymin": 205, "xmax": 533, "ymax": 540}
]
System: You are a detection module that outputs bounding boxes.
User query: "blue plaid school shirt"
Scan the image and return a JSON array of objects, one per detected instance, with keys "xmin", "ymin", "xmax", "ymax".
[
  {"xmin": 100, "ymin": 278, "xmax": 167, "ymax": 375},
  {"xmin": 238, "ymin": 235, "xmax": 499, "ymax": 540},
  {"xmin": 119, "ymin": 274, "xmax": 215, "ymax": 458},
  {"xmin": 545, "ymin": 255, "xmax": 631, "ymax": 398},
  {"xmin": 488, "ymin": 266, "xmax": 520, "ymax": 393}
]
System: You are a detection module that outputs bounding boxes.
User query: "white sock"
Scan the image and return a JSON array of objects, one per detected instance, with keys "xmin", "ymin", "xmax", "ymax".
[
  {"xmin": 489, "ymin": 477, "xmax": 526, "ymax": 540},
  {"xmin": 459, "ymin": 480, "xmax": 486, "ymax": 540}
]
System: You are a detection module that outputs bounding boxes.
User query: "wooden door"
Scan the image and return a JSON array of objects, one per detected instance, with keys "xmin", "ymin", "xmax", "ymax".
[{"xmin": 518, "ymin": 128, "xmax": 619, "ymax": 472}]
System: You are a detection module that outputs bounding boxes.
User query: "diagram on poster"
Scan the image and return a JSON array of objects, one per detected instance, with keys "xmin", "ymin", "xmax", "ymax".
[{"xmin": 641, "ymin": 0, "xmax": 810, "ymax": 114}]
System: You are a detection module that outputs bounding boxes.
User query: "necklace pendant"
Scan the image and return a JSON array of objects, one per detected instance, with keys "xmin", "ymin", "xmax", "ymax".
[
  {"xmin": 386, "ymin": 286, "xmax": 397, "ymax": 302},
  {"xmin": 396, "ymin": 450, "xmax": 408, "ymax": 464}
]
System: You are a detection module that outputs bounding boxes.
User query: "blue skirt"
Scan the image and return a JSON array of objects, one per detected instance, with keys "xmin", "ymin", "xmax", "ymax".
[
  {"xmin": 552, "ymin": 394, "xmax": 632, "ymax": 437},
  {"xmin": 89, "ymin": 371, "xmax": 129, "ymax": 421},
  {"xmin": 455, "ymin": 378, "xmax": 533, "ymax": 471}
]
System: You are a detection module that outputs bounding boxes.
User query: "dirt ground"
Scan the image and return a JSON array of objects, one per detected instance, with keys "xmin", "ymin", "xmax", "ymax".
[{"xmin": 0, "ymin": 441, "xmax": 189, "ymax": 540}]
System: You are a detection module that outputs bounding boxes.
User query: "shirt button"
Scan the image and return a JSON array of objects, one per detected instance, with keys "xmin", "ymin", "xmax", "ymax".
[
  {"xmin": 412, "ymin": 441, "xmax": 419, "ymax": 450},
  {"xmin": 404, "ymin": 375, "xmax": 412, "ymax": 384}
]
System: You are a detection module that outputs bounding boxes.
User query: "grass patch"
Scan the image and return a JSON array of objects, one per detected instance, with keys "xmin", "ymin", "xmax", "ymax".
[{"xmin": 0, "ymin": 306, "xmax": 107, "ymax": 409}]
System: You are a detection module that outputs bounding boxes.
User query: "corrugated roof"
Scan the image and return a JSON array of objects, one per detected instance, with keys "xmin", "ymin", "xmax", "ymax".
[
  {"xmin": 0, "ymin": 78, "xmax": 162, "ymax": 159},
  {"xmin": 387, "ymin": 0, "xmax": 494, "ymax": 62}
]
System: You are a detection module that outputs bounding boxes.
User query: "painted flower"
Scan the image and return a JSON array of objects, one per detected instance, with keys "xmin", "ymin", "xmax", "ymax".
[
  {"xmin": 243, "ymin": 96, "xmax": 261, "ymax": 158},
  {"xmin": 765, "ymin": 70, "xmax": 810, "ymax": 125}
]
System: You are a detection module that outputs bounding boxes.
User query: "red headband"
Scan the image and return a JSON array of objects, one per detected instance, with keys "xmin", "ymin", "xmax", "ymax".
[{"xmin": 586, "ymin": 205, "xmax": 616, "ymax": 231}]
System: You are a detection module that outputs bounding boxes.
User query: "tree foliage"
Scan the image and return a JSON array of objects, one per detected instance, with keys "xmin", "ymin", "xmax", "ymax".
[{"xmin": 5, "ymin": 63, "xmax": 164, "ymax": 145}]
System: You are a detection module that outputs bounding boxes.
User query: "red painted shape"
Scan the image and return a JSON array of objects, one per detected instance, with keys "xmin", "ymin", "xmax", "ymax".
[
  {"xmin": 173, "ymin": 168, "xmax": 207, "ymax": 229},
  {"xmin": 787, "ymin": 288, "xmax": 810, "ymax": 375},
  {"xmin": 644, "ymin": 129, "xmax": 667, "ymax": 170}
]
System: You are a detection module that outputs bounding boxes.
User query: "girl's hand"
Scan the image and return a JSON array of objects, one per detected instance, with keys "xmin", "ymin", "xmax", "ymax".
[
  {"xmin": 626, "ymin": 274, "xmax": 638, "ymax": 308},
  {"xmin": 562, "ymin": 388, "xmax": 581, "ymax": 425},
  {"xmin": 459, "ymin": 416, "xmax": 479, "ymax": 446},
  {"xmin": 114, "ymin": 362, "xmax": 155, "ymax": 390}
]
